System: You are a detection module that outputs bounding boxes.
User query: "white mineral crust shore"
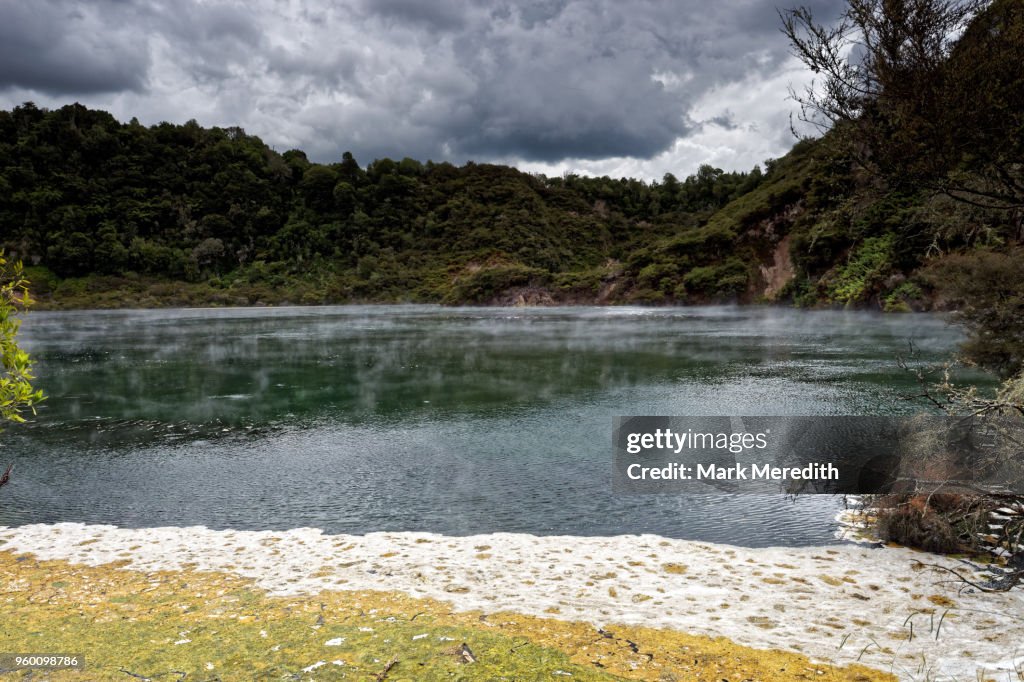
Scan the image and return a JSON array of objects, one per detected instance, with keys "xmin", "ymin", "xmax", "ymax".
[{"xmin": 1, "ymin": 523, "xmax": 1021, "ymax": 681}]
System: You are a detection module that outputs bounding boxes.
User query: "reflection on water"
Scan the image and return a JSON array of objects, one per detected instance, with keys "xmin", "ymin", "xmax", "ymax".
[{"xmin": 0, "ymin": 305, "xmax": 991, "ymax": 545}]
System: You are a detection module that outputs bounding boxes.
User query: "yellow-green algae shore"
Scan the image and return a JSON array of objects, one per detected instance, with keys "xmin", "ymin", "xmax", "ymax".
[
  {"xmin": 1, "ymin": 524, "xmax": 1022, "ymax": 681},
  {"xmin": 0, "ymin": 550, "xmax": 891, "ymax": 681}
]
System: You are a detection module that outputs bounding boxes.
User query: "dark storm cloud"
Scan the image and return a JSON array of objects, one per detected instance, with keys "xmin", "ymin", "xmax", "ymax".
[
  {"xmin": 0, "ymin": 0, "xmax": 848, "ymax": 168},
  {"xmin": 427, "ymin": 3, "xmax": 696, "ymax": 161},
  {"xmin": 706, "ymin": 114, "xmax": 740, "ymax": 131},
  {"xmin": 141, "ymin": 2, "xmax": 265, "ymax": 84},
  {"xmin": 362, "ymin": 0, "xmax": 467, "ymax": 32},
  {"xmin": 398, "ymin": 0, "xmax": 814, "ymax": 162},
  {"xmin": 512, "ymin": 0, "xmax": 571, "ymax": 29},
  {"xmin": 0, "ymin": 0, "xmax": 149, "ymax": 94},
  {"xmin": 332, "ymin": 0, "xmax": 846, "ymax": 162}
]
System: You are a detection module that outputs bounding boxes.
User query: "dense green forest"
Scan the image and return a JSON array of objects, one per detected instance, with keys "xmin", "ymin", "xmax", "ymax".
[
  {"xmin": 0, "ymin": 101, "xmax": 777, "ymax": 307},
  {"xmin": 0, "ymin": 104, "xmax": 966, "ymax": 310},
  {"xmin": 0, "ymin": 0, "xmax": 1020, "ymax": 322}
]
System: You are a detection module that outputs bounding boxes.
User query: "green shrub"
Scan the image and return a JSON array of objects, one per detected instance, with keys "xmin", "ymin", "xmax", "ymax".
[
  {"xmin": 924, "ymin": 248, "xmax": 1024, "ymax": 378},
  {"xmin": 637, "ymin": 262, "xmax": 681, "ymax": 294},
  {"xmin": 553, "ymin": 266, "xmax": 612, "ymax": 294},
  {"xmin": 827, "ymin": 234, "xmax": 895, "ymax": 305},
  {"xmin": 682, "ymin": 258, "xmax": 749, "ymax": 297},
  {"xmin": 442, "ymin": 262, "xmax": 548, "ymax": 304},
  {"xmin": 22, "ymin": 266, "xmax": 59, "ymax": 296},
  {"xmin": 882, "ymin": 281, "xmax": 923, "ymax": 312},
  {"xmin": 627, "ymin": 287, "xmax": 666, "ymax": 304},
  {"xmin": 784, "ymin": 276, "xmax": 823, "ymax": 308},
  {"xmin": 54, "ymin": 277, "xmax": 87, "ymax": 297}
]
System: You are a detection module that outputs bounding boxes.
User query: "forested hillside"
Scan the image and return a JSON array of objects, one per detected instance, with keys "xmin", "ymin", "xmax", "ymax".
[
  {"xmin": 0, "ymin": 0, "xmax": 1020, "ymax": 313},
  {"xmin": 0, "ymin": 102, "xmax": 773, "ymax": 307}
]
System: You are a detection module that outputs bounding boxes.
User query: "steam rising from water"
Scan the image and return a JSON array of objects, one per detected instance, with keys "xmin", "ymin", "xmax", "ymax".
[{"xmin": 1, "ymin": 305, "xmax": 991, "ymax": 545}]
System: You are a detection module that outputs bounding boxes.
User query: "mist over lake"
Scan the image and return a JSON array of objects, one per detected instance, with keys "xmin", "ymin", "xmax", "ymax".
[{"xmin": 0, "ymin": 305, "xmax": 984, "ymax": 546}]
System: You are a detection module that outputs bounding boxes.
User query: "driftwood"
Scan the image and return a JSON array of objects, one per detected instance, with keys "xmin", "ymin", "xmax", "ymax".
[
  {"xmin": 373, "ymin": 658, "xmax": 398, "ymax": 681},
  {"xmin": 117, "ymin": 668, "xmax": 187, "ymax": 681},
  {"xmin": 915, "ymin": 555, "xmax": 1024, "ymax": 593}
]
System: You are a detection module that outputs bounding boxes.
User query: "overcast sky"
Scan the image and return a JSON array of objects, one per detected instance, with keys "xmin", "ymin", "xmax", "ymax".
[{"xmin": 0, "ymin": 0, "xmax": 843, "ymax": 181}]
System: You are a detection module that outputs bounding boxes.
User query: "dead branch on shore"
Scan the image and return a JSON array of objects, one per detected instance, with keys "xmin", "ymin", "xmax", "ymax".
[
  {"xmin": 373, "ymin": 657, "xmax": 398, "ymax": 681},
  {"xmin": 913, "ymin": 557, "xmax": 1024, "ymax": 592}
]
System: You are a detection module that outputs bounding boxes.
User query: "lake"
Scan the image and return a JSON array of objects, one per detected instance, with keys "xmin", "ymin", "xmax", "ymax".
[{"xmin": 0, "ymin": 305, "xmax": 984, "ymax": 546}]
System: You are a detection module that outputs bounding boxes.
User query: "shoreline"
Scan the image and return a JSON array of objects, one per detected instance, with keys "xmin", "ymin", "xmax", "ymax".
[
  {"xmin": 29, "ymin": 298, "xmax": 915, "ymax": 313},
  {"xmin": 2, "ymin": 522, "xmax": 1021, "ymax": 680}
]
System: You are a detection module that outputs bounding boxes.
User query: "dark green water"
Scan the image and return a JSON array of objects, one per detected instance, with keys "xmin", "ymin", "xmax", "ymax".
[{"xmin": 0, "ymin": 305, "xmax": 987, "ymax": 545}]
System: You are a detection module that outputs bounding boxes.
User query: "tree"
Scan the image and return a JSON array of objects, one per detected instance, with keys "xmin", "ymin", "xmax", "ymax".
[
  {"xmin": 781, "ymin": 0, "xmax": 1024, "ymax": 209},
  {"xmin": 924, "ymin": 248, "xmax": 1024, "ymax": 379},
  {"xmin": 0, "ymin": 253, "xmax": 43, "ymax": 427},
  {"xmin": 783, "ymin": 1, "xmax": 1024, "ymax": 570},
  {"xmin": 938, "ymin": 0, "xmax": 1024, "ymax": 209},
  {"xmin": 781, "ymin": 0, "xmax": 984, "ymax": 132},
  {"xmin": 783, "ymin": 0, "xmax": 1024, "ymax": 380},
  {"xmin": 0, "ymin": 253, "xmax": 43, "ymax": 492}
]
